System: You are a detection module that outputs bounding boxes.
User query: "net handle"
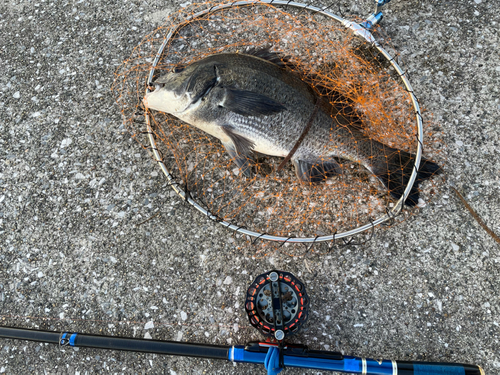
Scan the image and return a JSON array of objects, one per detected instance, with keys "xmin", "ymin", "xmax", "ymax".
[{"xmin": 144, "ymin": 0, "xmax": 424, "ymax": 243}]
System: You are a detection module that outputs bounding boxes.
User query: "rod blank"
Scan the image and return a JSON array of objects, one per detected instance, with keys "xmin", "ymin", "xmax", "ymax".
[
  {"xmin": 0, "ymin": 327, "xmax": 229, "ymax": 360},
  {"xmin": 0, "ymin": 326, "xmax": 485, "ymax": 374}
]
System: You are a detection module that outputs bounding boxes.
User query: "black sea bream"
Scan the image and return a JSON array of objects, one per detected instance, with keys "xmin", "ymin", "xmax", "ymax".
[{"xmin": 143, "ymin": 49, "xmax": 440, "ymax": 206}]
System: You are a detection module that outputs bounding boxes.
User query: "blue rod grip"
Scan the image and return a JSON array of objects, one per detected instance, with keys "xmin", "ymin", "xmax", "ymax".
[{"xmin": 228, "ymin": 346, "xmax": 484, "ymax": 375}]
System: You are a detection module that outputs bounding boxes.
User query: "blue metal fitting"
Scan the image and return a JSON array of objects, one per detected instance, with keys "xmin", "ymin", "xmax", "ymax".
[
  {"xmin": 69, "ymin": 333, "xmax": 78, "ymax": 346},
  {"xmin": 59, "ymin": 332, "xmax": 78, "ymax": 346},
  {"xmin": 361, "ymin": 12, "xmax": 383, "ymax": 29},
  {"xmin": 361, "ymin": 0, "xmax": 391, "ymax": 29}
]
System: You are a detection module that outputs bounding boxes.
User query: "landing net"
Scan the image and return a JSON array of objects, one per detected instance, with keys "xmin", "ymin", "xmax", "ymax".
[{"xmin": 113, "ymin": 1, "xmax": 443, "ymax": 243}]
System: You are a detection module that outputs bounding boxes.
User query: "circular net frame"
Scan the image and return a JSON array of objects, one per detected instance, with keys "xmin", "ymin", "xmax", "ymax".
[{"xmin": 113, "ymin": 1, "xmax": 443, "ymax": 243}]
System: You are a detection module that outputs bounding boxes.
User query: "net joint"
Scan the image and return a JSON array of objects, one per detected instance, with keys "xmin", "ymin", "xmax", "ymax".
[
  {"xmin": 278, "ymin": 236, "xmax": 295, "ymax": 248},
  {"xmin": 300, "ymin": 235, "xmax": 320, "ymax": 255},
  {"xmin": 251, "ymin": 232, "xmax": 268, "ymax": 245}
]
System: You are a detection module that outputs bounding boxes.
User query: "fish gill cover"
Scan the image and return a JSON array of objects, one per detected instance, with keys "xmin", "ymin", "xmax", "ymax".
[{"xmin": 112, "ymin": 1, "xmax": 444, "ymax": 246}]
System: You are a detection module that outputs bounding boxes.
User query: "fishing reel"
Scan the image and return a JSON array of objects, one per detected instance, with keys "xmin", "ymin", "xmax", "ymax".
[{"xmin": 245, "ymin": 270, "xmax": 309, "ymax": 342}]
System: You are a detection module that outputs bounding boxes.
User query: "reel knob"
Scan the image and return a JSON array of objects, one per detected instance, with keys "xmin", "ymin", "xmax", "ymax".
[{"xmin": 245, "ymin": 270, "xmax": 309, "ymax": 340}]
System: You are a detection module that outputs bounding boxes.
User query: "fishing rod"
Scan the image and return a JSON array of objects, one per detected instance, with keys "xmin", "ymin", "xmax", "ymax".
[{"xmin": 0, "ymin": 270, "xmax": 484, "ymax": 375}]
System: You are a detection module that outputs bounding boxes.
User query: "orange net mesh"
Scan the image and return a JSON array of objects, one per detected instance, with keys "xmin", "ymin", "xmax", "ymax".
[{"xmin": 112, "ymin": 1, "xmax": 444, "ymax": 240}]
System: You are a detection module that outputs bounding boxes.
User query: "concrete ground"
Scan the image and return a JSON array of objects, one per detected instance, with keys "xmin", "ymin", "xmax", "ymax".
[{"xmin": 1, "ymin": 0, "xmax": 499, "ymax": 374}]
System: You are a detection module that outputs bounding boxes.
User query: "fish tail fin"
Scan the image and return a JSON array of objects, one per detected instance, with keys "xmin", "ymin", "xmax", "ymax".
[{"xmin": 371, "ymin": 147, "xmax": 442, "ymax": 206}]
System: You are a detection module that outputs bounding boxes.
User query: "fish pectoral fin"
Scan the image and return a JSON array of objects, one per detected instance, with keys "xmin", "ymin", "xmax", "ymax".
[
  {"xmin": 221, "ymin": 88, "xmax": 286, "ymax": 117},
  {"xmin": 221, "ymin": 126, "xmax": 255, "ymax": 177},
  {"xmin": 292, "ymin": 158, "xmax": 342, "ymax": 183}
]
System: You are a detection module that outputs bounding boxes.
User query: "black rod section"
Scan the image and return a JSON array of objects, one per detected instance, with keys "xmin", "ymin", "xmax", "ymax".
[
  {"xmin": 0, "ymin": 326, "xmax": 61, "ymax": 344},
  {"xmin": 396, "ymin": 360, "xmax": 483, "ymax": 375},
  {"xmin": 0, "ymin": 326, "xmax": 229, "ymax": 360}
]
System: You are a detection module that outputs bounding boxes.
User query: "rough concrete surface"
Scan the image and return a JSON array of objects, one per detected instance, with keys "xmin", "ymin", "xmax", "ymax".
[{"xmin": 1, "ymin": 0, "xmax": 499, "ymax": 374}]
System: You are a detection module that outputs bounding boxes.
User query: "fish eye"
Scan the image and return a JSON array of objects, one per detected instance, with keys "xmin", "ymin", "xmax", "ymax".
[{"xmin": 172, "ymin": 65, "xmax": 185, "ymax": 73}]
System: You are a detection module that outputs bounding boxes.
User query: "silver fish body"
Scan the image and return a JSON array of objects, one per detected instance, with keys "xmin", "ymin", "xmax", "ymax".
[{"xmin": 144, "ymin": 50, "xmax": 440, "ymax": 206}]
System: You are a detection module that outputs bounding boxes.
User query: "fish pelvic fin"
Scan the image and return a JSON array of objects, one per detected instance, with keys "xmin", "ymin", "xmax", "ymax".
[
  {"xmin": 292, "ymin": 157, "xmax": 342, "ymax": 183},
  {"xmin": 221, "ymin": 125, "xmax": 255, "ymax": 177},
  {"xmin": 222, "ymin": 88, "xmax": 286, "ymax": 117},
  {"xmin": 371, "ymin": 146, "xmax": 442, "ymax": 206}
]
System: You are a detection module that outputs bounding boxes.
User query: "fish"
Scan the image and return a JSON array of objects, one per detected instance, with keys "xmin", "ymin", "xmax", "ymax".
[{"xmin": 143, "ymin": 48, "xmax": 441, "ymax": 206}]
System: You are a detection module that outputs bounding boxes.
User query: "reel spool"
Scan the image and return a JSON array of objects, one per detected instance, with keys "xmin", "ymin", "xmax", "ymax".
[{"xmin": 245, "ymin": 270, "xmax": 309, "ymax": 341}]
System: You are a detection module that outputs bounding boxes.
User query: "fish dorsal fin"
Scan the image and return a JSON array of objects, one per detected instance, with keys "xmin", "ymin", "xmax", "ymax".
[{"xmin": 244, "ymin": 47, "xmax": 290, "ymax": 68}]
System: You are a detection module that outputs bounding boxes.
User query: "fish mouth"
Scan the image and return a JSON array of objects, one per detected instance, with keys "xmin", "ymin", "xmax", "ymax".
[
  {"xmin": 153, "ymin": 82, "xmax": 165, "ymax": 90},
  {"xmin": 147, "ymin": 82, "xmax": 168, "ymax": 93},
  {"xmin": 143, "ymin": 85, "xmax": 190, "ymax": 115}
]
